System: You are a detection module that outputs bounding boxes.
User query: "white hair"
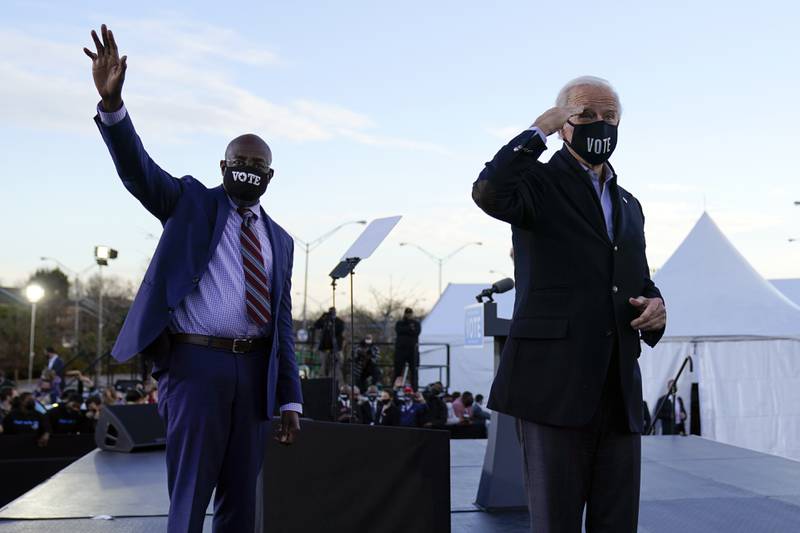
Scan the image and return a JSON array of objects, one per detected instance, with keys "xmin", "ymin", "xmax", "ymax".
[{"xmin": 555, "ymin": 76, "xmax": 621, "ymax": 113}]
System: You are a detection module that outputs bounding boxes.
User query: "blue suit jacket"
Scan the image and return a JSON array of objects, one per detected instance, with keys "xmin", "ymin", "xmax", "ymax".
[{"xmin": 95, "ymin": 112, "xmax": 302, "ymax": 418}]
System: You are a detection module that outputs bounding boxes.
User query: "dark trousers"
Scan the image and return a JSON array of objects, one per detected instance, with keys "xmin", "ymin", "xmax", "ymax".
[
  {"xmin": 393, "ymin": 348, "xmax": 419, "ymax": 389},
  {"xmin": 157, "ymin": 341, "xmax": 268, "ymax": 533},
  {"xmin": 516, "ymin": 348, "xmax": 640, "ymax": 533}
]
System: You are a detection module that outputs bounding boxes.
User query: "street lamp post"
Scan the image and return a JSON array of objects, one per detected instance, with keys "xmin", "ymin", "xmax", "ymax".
[
  {"xmin": 290, "ymin": 220, "xmax": 367, "ymax": 328},
  {"xmin": 25, "ymin": 284, "xmax": 45, "ymax": 384},
  {"xmin": 399, "ymin": 241, "xmax": 483, "ymax": 295},
  {"xmin": 94, "ymin": 246, "xmax": 118, "ymax": 360}
]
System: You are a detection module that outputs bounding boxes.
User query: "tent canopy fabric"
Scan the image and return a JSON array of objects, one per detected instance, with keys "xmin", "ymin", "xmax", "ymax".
[
  {"xmin": 653, "ymin": 212, "xmax": 800, "ymax": 340},
  {"xmin": 770, "ymin": 278, "xmax": 800, "ymax": 307},
  {"xmin": 419, "ymin": 283, "xmax": 515, "ymax": 396},
  {"xmin": 420, "ymin": 283, "xmax": 515, "ymax": 342}
]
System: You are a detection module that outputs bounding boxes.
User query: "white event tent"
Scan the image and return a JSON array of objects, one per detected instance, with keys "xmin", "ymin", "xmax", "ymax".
[
  {"xmin": 770, "ymin": 278, "xmax": 800, "ymax": 307},
  {"xmin": 420, "ymin": 212, "xmax": 800, "ymax": 460},
  {"xmin": 419, "ymin": 284, "xmax": 514, "ymax": 397},
  {"xmin": 640, "ymin": 212, "xmax": 800, "ymax": 460}
]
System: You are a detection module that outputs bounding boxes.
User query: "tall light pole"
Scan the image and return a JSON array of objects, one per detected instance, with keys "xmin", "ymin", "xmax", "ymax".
[
  {"xmin": 399, "ymin": 241, "xmax": 483, "ymax": 295},
  {"xmin": 94, "ymin": 246, "xmax": 118, "ymax": 360},
  {"xmin": 25, "ymin": 284, "xmax": 45, "ymax": 384},
  {"xmin": 40, "ymin": 257, "xmax": 95, "ymax": 354},
  {"xmin": 290, "ymin": 220, "xmax": 367, "ymax": 328}
]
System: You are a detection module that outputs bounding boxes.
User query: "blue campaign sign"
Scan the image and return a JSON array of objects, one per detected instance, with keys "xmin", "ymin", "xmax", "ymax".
[{"xmin": 464, "ymin": 304, "xmax": 484, "ymax": 347}]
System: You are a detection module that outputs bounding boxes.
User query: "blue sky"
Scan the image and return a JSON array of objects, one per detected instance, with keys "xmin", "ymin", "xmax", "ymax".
[{"xmin": 1, "ymin": 1, "xmax": 798, "ymax": 314}]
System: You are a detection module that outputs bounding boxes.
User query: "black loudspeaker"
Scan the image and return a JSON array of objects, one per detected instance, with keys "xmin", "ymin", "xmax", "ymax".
[{"xmin": 95, "ymin": 404, "xmax": 166, "ymax": 452}]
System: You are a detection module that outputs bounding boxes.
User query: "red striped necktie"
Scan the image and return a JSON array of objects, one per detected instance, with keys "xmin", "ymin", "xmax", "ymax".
[{"xmin": 237, "ymin": 207, "xmax": 272, "ymax": 327}]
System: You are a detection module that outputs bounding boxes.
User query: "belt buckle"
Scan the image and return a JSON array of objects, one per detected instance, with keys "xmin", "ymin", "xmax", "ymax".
[{"xmin": 232, "ymin": 338, "xmax": 250, "ymax": 354}]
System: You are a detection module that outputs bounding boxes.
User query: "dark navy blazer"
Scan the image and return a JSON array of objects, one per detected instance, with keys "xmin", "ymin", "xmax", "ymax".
[{"xmin": 95, "ymin": 112, "xmax": 302, "ymax": 417}]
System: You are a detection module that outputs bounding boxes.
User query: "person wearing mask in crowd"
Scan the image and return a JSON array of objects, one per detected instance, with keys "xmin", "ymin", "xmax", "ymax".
[
  {"xmin": 37, "ymin": 368, "xmax": 62, "ymax": 404},
  {"xmin": 398, "ymin": 386, "xmax": 426, "ymax": 427},
  {"xmin": 444, "ymin": 393, "xmax": 461, "ymax": 426},
  {"xmin": 0, "ymin": 386, "xmax": 18, "ymax": 433},
  {"xmin": 422, "ymin": 383, "xmax": 448, "ymax": 428},
  {"xmin": 2, "ymin": 392, "xmax": 51, "ymax": 447},
  {"xmin": 0, "ymin": 370, "xmax": 15, "ymax": 389},
  {"xmin": 453, "ymin": 391, "xmax": 475, "ymax": 425},
  {"xmin": 336, "ymin": 385, "xmax": 357, "ymax": 423},
  {"xmin": 45, "ymin": 347, "xmax": 66, "ymax": 381},
  {"xmin": 393, "ymin": 308, "xmax": 421, "ymax": 390},
  {"xmin": 146, "ymin": 382, "xmax": 158, "ymax": 404},
  {"xmin": 656, "ymin": 380, "xmax": 686, "ymax": 435},
  {"xmin": 125, "ymin": 389, "xmax": 146, "ymax": 405},
  {"xmin": 85, "ymin": 24, "xmax": 303, "ymax": 533},
  {"xmin": 84, "ymin": 396, "xmax": 103, "ymax": 429},
  {"xmin": 472, "ymin": 393, "xmax": 491, "ymax": 423},
  {"xmin": 376, "ymin": 389, "xmax": 399, "ymax": 426},
  {"xmin": 66, "ymin": 370, "xmax": 95, "ymax": 398},
  {"xmin": 314, "ymin": 307, "xmax": 345, "ymax": 384},
  {"xmin": 353, "ymin": 335, "xmax": 382, "ymax": 392},
  {"xmin": 48, "ymin": 393, "xmax": 91, "ymax": 434},
  {"xmin": 360, "ymin": 385, "xmax": 381, "ymax": 425},
  {"xmin": 102, "ymin": 386, "xmax": 120, "ymax": 406}
]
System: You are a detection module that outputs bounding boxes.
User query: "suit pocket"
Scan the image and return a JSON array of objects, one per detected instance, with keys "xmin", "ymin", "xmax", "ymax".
[{"xmin": 510, "ymin": 318, "xmax": 569, "ymax": 339}]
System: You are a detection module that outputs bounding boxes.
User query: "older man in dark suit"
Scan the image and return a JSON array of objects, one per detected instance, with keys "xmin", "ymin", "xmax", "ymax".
[{"xmin": 473, "ymin": 76, "xmax": 666, "ymax": 532}]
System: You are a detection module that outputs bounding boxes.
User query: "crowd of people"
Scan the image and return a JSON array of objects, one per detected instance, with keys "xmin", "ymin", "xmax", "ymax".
[
  {"xmin": 333, "ymin": 380, "xmax": 490, "ymax": 429},
  {"xmin": 0, "ymin": 348, "xmax": 157, "ymax": 448}
]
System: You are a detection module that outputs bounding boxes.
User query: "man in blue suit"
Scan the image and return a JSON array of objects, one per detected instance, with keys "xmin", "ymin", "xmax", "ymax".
[{"xmin": 84, "ymin": 25, "xmax": 303, "ymax": 533}]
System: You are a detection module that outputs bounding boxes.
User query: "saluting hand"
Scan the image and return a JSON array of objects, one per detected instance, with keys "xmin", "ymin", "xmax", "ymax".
[
  {"xmin": 532, "ymin": 105, "xmax": 584, "ymax": 136},
  {"xmin": 629, "ymin": 297, "xmax": 666, "ymax": 331},
  {"xmin": 83, "ymin": 24, "xmax": 127, "ymax": 112}
]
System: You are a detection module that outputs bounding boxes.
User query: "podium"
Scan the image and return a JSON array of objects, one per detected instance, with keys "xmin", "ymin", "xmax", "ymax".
[{"xmin": 468, "ymin": 301, "xmax": 527, "ymax": 510}]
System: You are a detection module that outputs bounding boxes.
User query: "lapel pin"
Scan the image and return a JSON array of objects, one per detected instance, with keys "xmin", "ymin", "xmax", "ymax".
[{"xmin": 622, "ymin": 196, "xmax": 628, "ymax": 204}]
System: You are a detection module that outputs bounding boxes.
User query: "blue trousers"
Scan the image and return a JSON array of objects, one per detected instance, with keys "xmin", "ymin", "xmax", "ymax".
[{"xmin": 157, "ymin": 341, "xmax": 268, "ymax": 533}]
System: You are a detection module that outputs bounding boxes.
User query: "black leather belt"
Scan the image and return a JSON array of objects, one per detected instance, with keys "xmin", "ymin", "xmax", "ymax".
[{"xmin": 170, "ymin": 333, "xmax": 269, "ymax": 354}]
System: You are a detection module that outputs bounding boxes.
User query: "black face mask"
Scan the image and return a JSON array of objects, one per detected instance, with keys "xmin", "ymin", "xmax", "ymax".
[
  {"xmin": 223, "ymin": 165, "xmax": 271, "ymax": 205},
  {"xmin": 565, "ymin": 120, "xmax": 618, "ymax": 165}
]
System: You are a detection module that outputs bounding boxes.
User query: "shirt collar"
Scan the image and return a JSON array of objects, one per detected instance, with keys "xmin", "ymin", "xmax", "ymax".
[
  {"xmin": 563, "ymin": 145, "xmax": 616, "ymax": 185},
  {"xmin": 226, "ymin": 194, "xmax": 261, "ymax": 217}
]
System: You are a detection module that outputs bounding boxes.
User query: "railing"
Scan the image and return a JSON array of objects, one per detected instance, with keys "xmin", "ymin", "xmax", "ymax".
[
  {"xmin": 293, "ymin": 341, "xmax": 451, "ymax": 390},
  {"xmin": 59, "ymin": 340, "xmax": 451, "ymax": 392}
]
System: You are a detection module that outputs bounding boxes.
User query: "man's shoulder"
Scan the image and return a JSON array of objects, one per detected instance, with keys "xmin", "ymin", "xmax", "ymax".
[{"xmin": 263, "ymin": 215, "xmax": 294, "ymax": 250}]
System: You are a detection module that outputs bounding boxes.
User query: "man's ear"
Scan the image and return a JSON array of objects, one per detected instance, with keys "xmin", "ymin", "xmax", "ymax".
[
  {"xmin": 219, "ymin": 160, "xmax": 226, "ymax": 177},
  {"xmin": 559, "ymin": 122, "xmax": 572, "ymax": 143},
  {"xmin": 266, "ymin": 167, "xmax": 275, "ymax": 183}
]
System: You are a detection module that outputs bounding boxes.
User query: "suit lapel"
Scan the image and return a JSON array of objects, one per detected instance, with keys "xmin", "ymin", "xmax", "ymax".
[
  {"xmin": 551, "ymin": 148, "xmax": 610, "ymax": 244},
  {"xmin": 260, "ymin": 207, "xmax": 282, "ymax": 317},
  {"xmin": 209, "ymin": 186, "xmax": 231, "ymax": 261},
  {"xmin": 606, "ymin": 162, "xmax": 628, "ymax": 245}
]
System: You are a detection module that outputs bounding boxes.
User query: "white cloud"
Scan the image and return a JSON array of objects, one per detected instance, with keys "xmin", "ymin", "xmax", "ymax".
[{"xmin": 0, "ymin": 20, "xmax": 446, "ymax": 152}]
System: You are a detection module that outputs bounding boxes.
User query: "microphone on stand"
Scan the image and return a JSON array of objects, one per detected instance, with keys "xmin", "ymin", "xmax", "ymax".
[{"xmin": 476, "ymin": 278, "xmax": 515, "ymax": 303}]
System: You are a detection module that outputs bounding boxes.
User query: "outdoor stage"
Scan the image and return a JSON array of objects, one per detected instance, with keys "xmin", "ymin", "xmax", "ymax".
[{"xmin": 1, "ymin": 436, "xmax": 799, "ymax": 532}]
